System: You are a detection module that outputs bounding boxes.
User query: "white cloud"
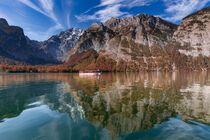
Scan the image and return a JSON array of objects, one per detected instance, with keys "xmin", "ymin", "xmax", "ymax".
[
  {"xmin": 39, "ymin": 0, "xmax": 53, "ymax": 12},
  {"xmin": 0, "ymin": 0, "xmax": 73, "ymax": 40},
  {"xmin": 98, "ymin": 0, "xmax": 153, "ymax": 7},
  {"xmin": 47, "ymin": 23, "xmax": 63, "ymax": 34},
  {"xmin": 127, "ymin": 0, "xmax": 154, "ymax": 8},
  {"xmin": 38, "ymin": 0, "xmax": 57, "ymax": 22},
  {"xmin": 61, "ymin": 0, "xmax": 72, "ymax": 28},
  {"xmin": 19, "ymin": 0, "xmax": 47, "ymax": 17},
  {"xmin": 19, "ymin": 0, "xmax": 58, "ymax": 23},
  {"xmin": 161, "ymin": 0, "xmax": 210, "ymax": 22},
  {"xmin": 76, "ymin": 0, "xmax": 154, "ymax": 23},
  {"xmin": 25, "ymin": 23, "xmax": 63, "ymax": 41},
  {"xmin": 98, "ymin": 0, "xmax": 124, "ymax": 7},
  {"xmin": 76, "ymin": 0, "xmax": 209, "ymax": 23},
  {"xmin": 66, "ymin": 13, "xmax": 71, "ymax": 28},
  {"xmin": 19, "ymin": 0, "xmax": 63, "ymax": 38},
  {"xmin": 76, "ymin": 4, "xmax": 130, "ymax": 23}
]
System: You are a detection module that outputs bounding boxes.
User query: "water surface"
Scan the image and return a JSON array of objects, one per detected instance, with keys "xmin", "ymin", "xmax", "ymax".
[{"xmin": 0, "ymin": 72, "xmax": 210, "ymax": 140}]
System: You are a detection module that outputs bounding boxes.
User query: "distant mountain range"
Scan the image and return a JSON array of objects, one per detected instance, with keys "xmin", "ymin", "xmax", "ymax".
[
  {"xmin": 0, "ymin": 6, "xmax": 209, "ymax": 71},
  {"xmin": 0, "ymin": 19, "xmax": 83, "ymax": 65},
  {"xmin": 40, "ymin": 28, "xmax": 83, "ymax": 63}
]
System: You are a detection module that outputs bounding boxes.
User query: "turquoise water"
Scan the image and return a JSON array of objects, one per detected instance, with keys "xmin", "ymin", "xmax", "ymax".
[{"xmin": 0, "ymin": 72, "xmax": 210, "ymax": 140}]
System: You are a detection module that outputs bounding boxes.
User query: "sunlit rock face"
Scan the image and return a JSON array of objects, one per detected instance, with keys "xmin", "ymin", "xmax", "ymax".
[
  {"xmin": 67, "ymin": 15, "xmax": 177, "ymax": 71},
  {"xmin": 173, "ymin": 6, "xmax": 210, "ymax": 56},
  {"xmin": 64, "ymin": 72, "xmax": 210, "ymax": 136},
  {"xmin": 67, "ymin": 7, "xmax": 210, "ymax": 71},
  {"xmin": 0, "ymin": 7, "xmax": 209, "ymax": 68},
  {"xmin": 104, "ymin": 14, "xmax": 176, "ymax": 47},
  {"xmin": 71, "ymin": 14, "xmax": 177, "ymax": 58}
]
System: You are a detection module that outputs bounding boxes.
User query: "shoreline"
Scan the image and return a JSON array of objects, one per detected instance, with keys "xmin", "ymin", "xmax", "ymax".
[{"xmin": 0, "ymin": 65, "xmax": 209, "ymax": 73}]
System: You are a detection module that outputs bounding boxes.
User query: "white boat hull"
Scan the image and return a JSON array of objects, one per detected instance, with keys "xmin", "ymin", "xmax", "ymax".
[{"xmin": 79, "ymin": 72, "xmax": 102, "ymax": 76}]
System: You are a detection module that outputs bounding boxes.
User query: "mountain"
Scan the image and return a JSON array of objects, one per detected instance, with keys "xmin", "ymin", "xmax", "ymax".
[
  {"xmin": 66, "ymin": 7, "xmax": 210, "ymax": 71},
  {"xmin": 66, "ymin": 14, "xmax": 177, "ymax": 71},
  {"xmin": 0, "ymin": 6, "xmax": 209, "ymax": 71},
  {"xmin": 0, "ymin": 18, "xmax": 56, "ymax": 65},
  {"xmin": 40, "ymin": 28, "xmax": 83, "ymax": 63},
  {"xmin": 173, "ymin": 6, "xmax": 210, "ymax": 56},
  {"xmin": 0, "ymin": 18, "xmax": 83, "ymax": 65},
  {"xmin": 68, "ymin": 14, "xmax": 177, "ymax": 59}
]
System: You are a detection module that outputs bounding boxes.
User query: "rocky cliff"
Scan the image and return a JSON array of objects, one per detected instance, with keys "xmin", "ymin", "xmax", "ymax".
[
  {"xmin": 40, "ymin": 28, "xmax": 83, "ymax": 63},
  {"xmin": 0, "ymin": 6, "xmax": 209, "ymax": 70},
  {"xmin": 68, "ymin": 14, "xmax": 177, "ymax": 62},
  {"xmin": 173, "ymin": 6, "xmax": 210, "ymax": 56},
  {"xmin": 0, "ymin": 18, "xmax": 84, "ymax": 65},
  {"xmin": 67, "ymin": 7, "xmax": 210, "ymax": 71},
  {"xmin": 0, "ymin": 18, "xmax": 56, "ymax": 65}
]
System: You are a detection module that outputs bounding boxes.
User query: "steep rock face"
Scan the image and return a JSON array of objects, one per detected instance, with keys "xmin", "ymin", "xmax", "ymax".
[
  {"xmin": 40, "ymin": 28, "xmax": 83, "ymax": 62},
  {"xmin": 173, "ymin": 6, "xmax": 210, "ymax": 56},
  {"xmin": 0, "ymin": 56, "xmax": 24, "ymax": 65},
  {"xmin": 1, "ymin": 6, "xmax": 209, "ymax": 69},
  {"xmin": 0, "ymin": 18, "xmax": 83, "ymax": 65},
  {"xmin": 0, "ymin": 18, "xmax": 55, "ymax": 65},
  {"xmin": 67, "ymin": 14, "xmax": 178, "ymax": 71},
  {"xmin": 104, "ymin": 14, "xmax": 176, "ymax": 47},
  {"xmin": 67, "ymin": 8, "xmax": 210, "ymax": 71},
  {"xmin": 69, "ymin": 15, "xmax": 177, "ymax": 62}
]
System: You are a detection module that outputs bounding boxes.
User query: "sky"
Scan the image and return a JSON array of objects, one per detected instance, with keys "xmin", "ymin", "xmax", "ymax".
[{"xmin": 0, "ymin": 0, "xmax": 209, "ymax": 41}]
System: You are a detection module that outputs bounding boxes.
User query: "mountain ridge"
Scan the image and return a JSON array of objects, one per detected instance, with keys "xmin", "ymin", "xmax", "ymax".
[
  {"xmin": 39, "ymin": 28, "xmax": 83, "ymax": 63},
  {"xmin": 0, "ymin": 6, "xmax": 209, "ymax": 71},
  {"xmin": 0, "ymin": 18, "xmax": 83, "ymax": 65},
  {"xmin": 66, "ymin": 6, "xmax": 210, "ymax": 71},
  {"xmin": 0, "ymin": 18, "xmax": 55, "ymax": 65}
]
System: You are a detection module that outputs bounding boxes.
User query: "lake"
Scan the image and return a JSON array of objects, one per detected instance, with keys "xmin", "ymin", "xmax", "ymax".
[{"xmin": 0, "ymin": 72, "xmax": 210, "ymax": 140}]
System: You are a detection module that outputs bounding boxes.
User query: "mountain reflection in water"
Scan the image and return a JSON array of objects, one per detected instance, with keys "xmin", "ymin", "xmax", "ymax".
[{"xmin": 0, "ymin": 72, "xmax": 209, "ymax": 140}]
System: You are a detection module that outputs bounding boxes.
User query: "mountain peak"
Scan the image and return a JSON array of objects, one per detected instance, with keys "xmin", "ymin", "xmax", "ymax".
[
  {"xmin": 184, "ymin": 6, "xmax": 210, "ymax": 20},
  {"xmin": 0, "ymin": 18, "xmax": 9, "ymax": 26},
  {"xmin": 104, "ymin": 17, "xmax": 121, "ymax": 29},
  {"xmin": 41, "ymin": 27, "xmax": 83, "ymax": 62},
  {"xmin": 88, "ymin": 22, "xmax": 107, "ymax": 32},
  {"xmin": 173, "ymin": 6, "xmax": 210, "ymax": 57}
]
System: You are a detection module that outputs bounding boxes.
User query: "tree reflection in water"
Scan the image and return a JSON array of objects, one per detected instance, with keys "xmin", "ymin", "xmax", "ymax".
[{"xmin": 0, "ymin": 72, "xmax": 209, "ymax": 138}]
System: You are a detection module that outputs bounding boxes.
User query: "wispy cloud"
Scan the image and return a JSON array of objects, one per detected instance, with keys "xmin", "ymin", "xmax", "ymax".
[
  {"xmin": 66, "ymin": 13, "xmax": 71, "ymax": 28},
  {"xmin": 76, "ymin": 0, "xmax": 154, "ymax": 23},
  {"xmin": 19, "ymin": 0, "xmax": 63, "ymax": 36},
  {"xmin": 126, "ymin": 0, "xmax": 154, "ymax": 8},
  {"xmin": 161, "ymin": 0, "xmax": 210, "ymax": 22},
  {"xmin": 97, "ymin": 0, "xmax": 124, "ymax": 7},
  {"xmin": 76, "ymin": 4, "xmax": 130, "ymax": 23},
  {"xmin": 24, "ymin": 21, "xmax": 63, "ymax": 41},
  {"xmin": 38, "ymin": 0, "xmax": 57, "ymax": 22},
  {"xmin": 19, "ymin": 0, "xmax": 47, "ymax": 17},
  {"xmin": 1, "ymin": 0, "xmax": 209, "ymax": 41},
  {"xmin": 98, "ymin": 0, "xmax": 153, "ymax": 8},
  {"xmin": 76, "ymin": 0, "xmax": 209, "ymax": 23},
  {"xmin": 61, "ymin": 0, "xmax": 72, "ymax": 28}
]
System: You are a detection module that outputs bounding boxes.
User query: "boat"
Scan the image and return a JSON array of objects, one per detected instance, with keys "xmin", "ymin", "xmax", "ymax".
[{"xmin": 79, "ymin": 70, "xmax": 102, "ymax": 76}]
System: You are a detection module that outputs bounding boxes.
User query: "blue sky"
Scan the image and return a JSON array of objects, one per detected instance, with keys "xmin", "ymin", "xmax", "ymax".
[{"xmin": 0, "ymin": 0, "xmax": 209, "ymax": 41}]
